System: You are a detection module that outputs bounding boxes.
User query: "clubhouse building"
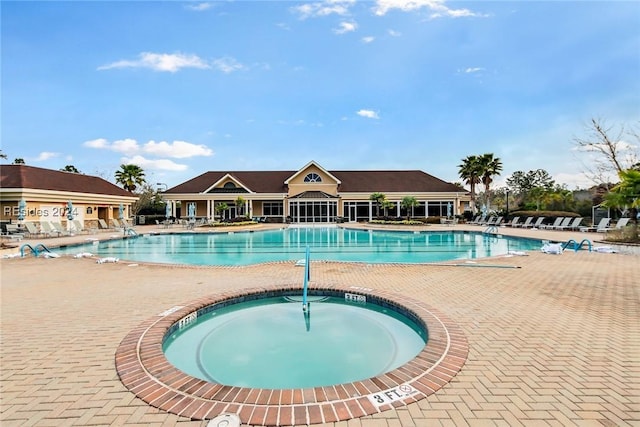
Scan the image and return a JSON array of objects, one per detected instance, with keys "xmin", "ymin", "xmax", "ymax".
[{"xmin": 164, "ymin": 161, "xmax": 470, "ymax": 223}]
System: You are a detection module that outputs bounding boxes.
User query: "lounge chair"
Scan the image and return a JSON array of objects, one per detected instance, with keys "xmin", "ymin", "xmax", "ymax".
[
  {"xmin": 605, "ymin": 217, "xmax": 630, "ymax": 232},
  {"xmin": 22, "ymin": 222, "xmax": 42, "ymax": 238},
  {"xmin": 50, "ymin": 222, "xmax": 71, "ymax": 236},
  {"xmin": 41, "ymin": 221, "xmax": 68, "ymax": 237},
  {"xmin": 98, "ymin": 219, "xmax": 113, "ymax": 230},
  {"xmin": 111, "ymin": 219, "xmax": 123, "ymax": 228},
  {"xmin": 483, "ymin": 216, "xmax": 497, "ymax": 226},
  {"xmin": 71, "ymin": 220, "xmax": 89, "ymax": 234},
  {"xmin": 541, "ymin": 217, "xmax": 564, "ymax": 230},
  {"xmin": 580, "ymin": 217, "xmax": 611, "ymax": 233},
  {"xmin": 525, "ymin": 217, "xmax": 546, "ymax": 229},
  {"xmin": 514, "ymin": 217, "xmax": 533, "ymax": 228},
  {"xmin": 551, "ymin": 217, "xmax": 572, "ymax": 230},
  {"xmin": 493, "ymin": 216, "xmax": 504, "ymax": 226},
  {"xmin": 558, "ymin": 217, "xmax": 583, "ymax": 231},
  {"xmin": 505, "ymin": 216, "xmax": 520, "ymax": 227},
  {"xmin": 4, "ymin": 224, "xmax": 24, "ymax": 240}
]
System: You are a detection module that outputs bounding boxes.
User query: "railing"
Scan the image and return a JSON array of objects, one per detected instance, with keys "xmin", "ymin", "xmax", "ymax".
[
  {"xmin": 302, "ymin": 245, "xmax": 310, "ymax": 312},
  {"xmin": 483, "ymin": 226, "xmax": 499, "ymax": 234},
  {"xmin": 562, "ymin": 239, "xmax": 592, "ymax": 252},
  {"xmin": 20, "ymin": 243, "xmax": 51, "ymax": 257}
]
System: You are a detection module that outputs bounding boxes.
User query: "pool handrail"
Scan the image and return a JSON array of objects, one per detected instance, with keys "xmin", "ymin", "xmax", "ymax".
[{"xmin": 302, "ymin": 245, "xmax": 310, "ymax": 312}]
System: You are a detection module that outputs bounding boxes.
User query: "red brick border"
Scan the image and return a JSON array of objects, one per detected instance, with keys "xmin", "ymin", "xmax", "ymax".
[{"xmin": 115, "ymin": 285, "xmax": 468, "ymax": 425}]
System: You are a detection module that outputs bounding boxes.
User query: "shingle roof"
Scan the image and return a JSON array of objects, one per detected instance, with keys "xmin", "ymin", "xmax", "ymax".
[
  {"xmin": 0, "ymin": 164, "xmax": 135, "ymax": 197},
  {"xmin": 167, "ymin": 169, "xmax": 463, "ymax": 194}
]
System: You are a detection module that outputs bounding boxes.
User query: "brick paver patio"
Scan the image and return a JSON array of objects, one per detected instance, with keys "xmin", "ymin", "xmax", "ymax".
[{"xmin": 1, "ymin": 224, "xmax": 638, "ymax": 426}]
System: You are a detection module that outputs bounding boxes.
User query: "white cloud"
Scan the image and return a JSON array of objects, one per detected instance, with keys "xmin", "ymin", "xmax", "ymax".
[
  {"xmin": 121, "ymin": 155, "xmax": 189, "ymax": 171},
  {"xmin": 212, "ymin": 56, "xmax": 245, "ymax": 73},
  {"xmin": 388, "ymin": 29, "xmax": 401, "ymax": 37},
  {"xmin": 143, "ymin": 140, "xmax": 213, "ymax": 158},
  {"xmin": 373, "ymin": 0, "xmax": 488, "ymax": 19},
  {"xmin": 333, "ymin": 21, "xmax": 358, "ymax": 34},
  {"xmin": 357, "ymin": 109, "xmax": 380, "ymax": 119},
  {"xmin": 362, "ymin": 36, "xmax": 375, "ymax": 43},
  {"xmin": 464, "ymin": 67, "xmax": 485, "ymax": 73},
  {"xmin": 291, "ymin": 0, "xmax": 355, "ymax": 19},
  {"xmin": 98, "ymin": 52, "xmax": 210, "ymax": 73},
  {"xmin": 34, "ymin": 151, "xmax": 59, "ymax": 161},
  {"xmin": 83, "ymin": 138, "xmax": 109, "ymax": 149},
  {"xmin": 184, "ymin": 2, "xmax": 212, "ymax": 11},
  {"xmin": 84, "ymin": 138, "xmax": 214, "ymax": 159},
  {"xmin": 111, "ymin": 138, "xmax": 140, "ymax": 155}
]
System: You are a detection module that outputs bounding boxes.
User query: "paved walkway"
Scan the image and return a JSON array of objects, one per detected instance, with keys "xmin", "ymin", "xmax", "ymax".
[{"xmin": 1, "ymin": 224, "xmax": 638, "ymax": 426}]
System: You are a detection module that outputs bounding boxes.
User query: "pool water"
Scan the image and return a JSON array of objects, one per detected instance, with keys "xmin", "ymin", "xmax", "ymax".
[
  {"xmin": 162, "ymin": 296, "xmax": 427, "ymax": 389},
  {"xmin": 58, "ymin": 228, "xmax": 541, "ymax": 265}
]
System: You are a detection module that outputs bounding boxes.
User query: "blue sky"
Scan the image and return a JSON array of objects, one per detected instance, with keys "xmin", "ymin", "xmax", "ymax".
[{"xmin": 2, "ymin": 0, "xmax": 639, "ymax": 190}]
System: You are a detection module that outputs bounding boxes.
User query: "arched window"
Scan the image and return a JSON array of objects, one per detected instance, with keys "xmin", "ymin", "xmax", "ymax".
[
  {"xmin": 304, "ymin": 173, "xmax": 322, "ymax": 183},
  {"xmin": 223, "ymin": 182, "xmax": 237, "ymax": 189}
]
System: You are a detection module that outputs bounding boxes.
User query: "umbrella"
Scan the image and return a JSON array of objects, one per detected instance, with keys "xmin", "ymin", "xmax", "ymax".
[
  {"xmin": 188, "ymin": 202, "xmax": 196, "ymax": 220},
  {"xmin": 481, "ymin": 204, "xmax": 488, "ymax": 217},
  {"xmin": 67, "ymin": 200, "xmax": 74, "ymax": 221},
  {"xmin": 17, "ymin": 198, "xmax": 26, "ymax": 222},
  {"xmin": 447, "ymin": 202, "xmax": 452, "ymax": 218},
  {"xmin": 119, "ymin": 204, "xmax": 124, "ymax": 220},
  {"xmin": 165, "ymin": 202, "xmax": 171, "ymax": 219}
]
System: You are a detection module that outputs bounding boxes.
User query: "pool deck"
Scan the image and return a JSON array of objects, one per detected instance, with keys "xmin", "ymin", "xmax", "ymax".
[{"xmin": 1, "ymin": 223, "xmax": 639, "ymax": 426}]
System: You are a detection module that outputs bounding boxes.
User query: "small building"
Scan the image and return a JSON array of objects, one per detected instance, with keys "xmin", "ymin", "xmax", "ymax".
[
  {"xmin": 164, "ymin": 160, "xmax": 469, "ymax": 223},
  {"xmin": 0, "ymin": 164, "xmax": 138, "ymax": 230}
]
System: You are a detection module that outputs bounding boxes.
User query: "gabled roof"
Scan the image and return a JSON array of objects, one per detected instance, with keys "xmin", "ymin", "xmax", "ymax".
[
  {"xmin": 167, "ymin": 170, "xmax": 294, "ymax": 194},
  {"xmin": 0, "ymin": 164, "xmax": 135, "ymax": 197},
  {"xmin": 167, "ymin": 169, "xmax": 463, "ymax": 194},
  {"xmin": 284, "ymin": 160, "xmax": 341, "ymax": 185}
]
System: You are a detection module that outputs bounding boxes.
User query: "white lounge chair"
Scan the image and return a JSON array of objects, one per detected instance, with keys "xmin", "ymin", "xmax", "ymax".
[
  {"xmin": 71, "ymin": 220, "xmax": 88, "ymax": 234},
  {"xmin": 23, "ymin": 222, "xmax": 42, "ymax": 238},
  {"xmin": 551, "ymin": 217, "xmax": 572, "ymax": 230},
  {"xmin": 98, "ymin": 219, "xmax": 113, "ymax": 230},
  {"xmin": 541, "ymin": 217, "xmax": 564, "ymax": 230},
  {"xmin": 605, "ymin": 217, "xmax": 630, "ymax": 232},
  {"xmin": 41, "ymin": 221, "xmax": 68, "ymax": 237},
  {"xmin": 514, "ymin": 217, "xmax": 533, "ymax": 228},
  {"xmin": 558, "ymin": 217, "xmax": 583, "ymax": 231},
  {"xmin": 528, "ymin": 217, "xmax": 546, "ymax": 228},
  {"xmin": 505, "ymin": 216, "xmax": 520, "ymax": 227},
  {"xmin": 580, "ymin": 217, "xmax": 611, "ymax": 233}
]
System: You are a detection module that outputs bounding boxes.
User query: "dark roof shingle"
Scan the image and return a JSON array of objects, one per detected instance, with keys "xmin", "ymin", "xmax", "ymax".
[
  {"xmin": 0, "ymin": 164, "xmax": 135, "ymax": 197},
  {"xmin": 167, "ymin": 169, "xmax": 462, "ymax": 194}
]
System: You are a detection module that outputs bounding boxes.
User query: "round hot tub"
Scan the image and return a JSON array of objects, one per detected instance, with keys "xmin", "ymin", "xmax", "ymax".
[{"xmin": 116, "ymin": 285, "xmax": 468, "ymax": 426}]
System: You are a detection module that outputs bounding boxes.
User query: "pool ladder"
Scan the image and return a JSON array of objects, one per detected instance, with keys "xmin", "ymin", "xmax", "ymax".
[
  {"xmin": 483, "ymin": 226, "xmax": 499, "ymax": 234},
  {"xmin": 562, "ymin": 239, "xmax": 592, "ymax": 252},
  {"xmin": 20, "ymin": 243, "xmax": 52, "ymax": 257}
]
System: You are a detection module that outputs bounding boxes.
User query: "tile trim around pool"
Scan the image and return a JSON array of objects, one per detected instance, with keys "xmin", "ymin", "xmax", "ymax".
[{"xmin": 115, "ymin": 284, "xmax": 468, "ymax": 426}]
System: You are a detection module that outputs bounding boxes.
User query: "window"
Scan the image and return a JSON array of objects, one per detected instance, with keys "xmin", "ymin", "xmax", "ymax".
[
  {"xmin": 263, "ymin": 202, "xmax": 283, "ymax": 216},
  {"xmin": 303, "ymin": 173, "xmax": 322, "ymax": 183},
  {"xmin": 223, "ymin": 182, "xmax": 237, "ymax": 189}
]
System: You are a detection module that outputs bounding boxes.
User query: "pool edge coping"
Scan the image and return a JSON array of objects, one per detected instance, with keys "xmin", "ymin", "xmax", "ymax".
[{"xmin": 115, "ymin": 284, "xmax": 469, "ymax": 426}]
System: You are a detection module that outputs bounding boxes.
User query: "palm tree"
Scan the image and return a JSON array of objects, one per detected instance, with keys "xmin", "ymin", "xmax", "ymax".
[
  {"xmin": 369, "ymin": 192, "xmax": 386, "ymax": 217},
  {"xmin": 115, "ymin": 164, "xmax": 146, "ymax": 192},
  {"xmin": 235, "ymin": 196, "xmax": 246, "ymax": 217},
  {"xmin": 478, "ymin": 153, "xmax": 503, "ymax": 210},
  {"xmin": 215, "ymin": 202, "xmax": 229, "ymax": 221},
  {"xmin": 458, "ymin": 155, "xmax": 482, "ymax": 213},
  {"xmin": 401, "ymin": 196, "xmax": 419, "ymax": 220}
]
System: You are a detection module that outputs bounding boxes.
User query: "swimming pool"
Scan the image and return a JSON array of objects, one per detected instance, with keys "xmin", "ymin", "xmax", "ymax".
[{"xmin": 59, "ymin": 228, "xmax": 541, "ymax": 265}]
